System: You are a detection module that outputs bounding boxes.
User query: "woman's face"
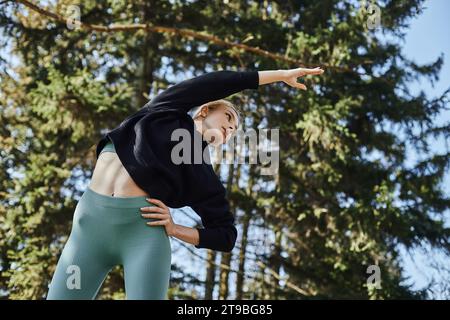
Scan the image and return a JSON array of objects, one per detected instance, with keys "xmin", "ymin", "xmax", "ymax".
[{"xmin": 196, "ymin": 104, "xmax": 239, "ymax": 147}]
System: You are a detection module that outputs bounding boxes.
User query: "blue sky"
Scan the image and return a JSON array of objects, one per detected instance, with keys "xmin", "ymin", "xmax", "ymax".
[{"xmin": 396, "ymin": 0, "xmax": 450, "ymax": 297}]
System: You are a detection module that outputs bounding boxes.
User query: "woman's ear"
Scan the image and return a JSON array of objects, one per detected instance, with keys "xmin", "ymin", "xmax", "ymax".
[{"xmin": 200, "ymin": 106, "xmax": 209, "ymax": 118}]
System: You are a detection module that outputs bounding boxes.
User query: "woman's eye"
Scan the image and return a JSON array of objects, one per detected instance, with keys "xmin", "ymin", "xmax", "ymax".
[{"xmin": 227, "ymin": 113, "xmax": 231, "ymax": 121}]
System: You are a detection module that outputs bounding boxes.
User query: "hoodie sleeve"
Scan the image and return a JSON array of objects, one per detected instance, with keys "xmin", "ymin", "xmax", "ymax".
[
  {"xmin": 146, "ymin": 70, "xmax": 259, "ymax": 113},
  {"xmin": 190, "ymin": 189, "xmax": 238, "ymax": 252}
]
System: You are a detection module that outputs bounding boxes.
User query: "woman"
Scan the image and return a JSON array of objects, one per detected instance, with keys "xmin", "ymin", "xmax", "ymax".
[{"xmin": 46, "ymin": 66, "xmax": 324, "ymax": 300}]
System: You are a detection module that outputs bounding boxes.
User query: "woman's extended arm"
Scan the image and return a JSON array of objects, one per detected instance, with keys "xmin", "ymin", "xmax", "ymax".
[
  {"xmin": 145, "ymin": 67, "xmax": 323, "ymax": 114},
  {"xmin": 146, "ymin": 70, "xmax": 259, "ymax": 113},
  {"xmin": 258, "ymin": 67, "xmax": 324, "ymax": 90}
]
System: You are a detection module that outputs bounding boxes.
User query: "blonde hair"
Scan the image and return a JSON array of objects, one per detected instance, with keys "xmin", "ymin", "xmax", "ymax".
[{"xmin": 191, "ymin": 99, "xmax": 243, "ymax": 129}]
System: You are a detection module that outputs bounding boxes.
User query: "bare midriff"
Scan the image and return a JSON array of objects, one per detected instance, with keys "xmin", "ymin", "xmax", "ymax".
[{"xmin": 88, "ymin": 152, "xmax": 150, "ymax": 198}]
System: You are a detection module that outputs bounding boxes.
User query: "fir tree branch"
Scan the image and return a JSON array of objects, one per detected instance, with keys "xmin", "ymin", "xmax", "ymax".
[{"xmin": 15, "ymin": 0, "xmax": 372, "ymax": 76}]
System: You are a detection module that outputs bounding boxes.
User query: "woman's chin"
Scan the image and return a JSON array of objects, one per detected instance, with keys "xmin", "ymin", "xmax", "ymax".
[{"xmin": 207, "ymin": 135, "xmax": 225, "ymax": 146}]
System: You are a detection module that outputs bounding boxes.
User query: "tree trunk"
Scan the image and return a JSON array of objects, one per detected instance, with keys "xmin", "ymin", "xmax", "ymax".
[
  {"xmin": 218, "ymin": 161, "xmax": 239, "ymax": 299},
  {"xmin": 137, "ymin": 1, "xmax": 156, "ymax": 107},
  {"xmin": 235, "ymin": 164, "xmax": 256, "ymax": 299},
  {"xmin": 203, "ymin": 161, "xmax": 222, "ymax": 299},
  {"xmin": 204, "ymin": 250, "xmax": 217, "ymax": 299}
]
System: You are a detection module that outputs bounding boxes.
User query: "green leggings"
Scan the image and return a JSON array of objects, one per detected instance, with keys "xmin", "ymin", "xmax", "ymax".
[{"xmin": 46, "ymin": 186, "xmax": 172, "ymax": 300}]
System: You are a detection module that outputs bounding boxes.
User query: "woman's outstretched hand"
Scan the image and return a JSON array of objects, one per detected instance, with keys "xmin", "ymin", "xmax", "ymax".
[{"xmin": 282, "ymin": 66, "xmax": 324, "ymax": 90}]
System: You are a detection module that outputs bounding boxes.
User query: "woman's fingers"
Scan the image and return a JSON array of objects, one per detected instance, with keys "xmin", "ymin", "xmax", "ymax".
[
  {"xmin": 141, "ymin": 212, "xmax": 170, "ymax": 226},
  {"xmin": 288, "ymin": 81, "xmax": 307, "ymax": 90},
  {"xmin": 141, "ymin": 213, "xmax": 168, "ymax": 219},
  {"xmin": 140, "ymin": 206, "xmax": 165, "ymax": 213},
  {"xmin": 306, "ymin": 68, "xmax": 324, "ymax": 75},
  {"xmin": 146, "ymin": 198, "xmax": 169, "ymax": 210},
  {"xmin": 147, "ymin": 219, "xmax": 169, "ymax": 226},
  {"xmin": 296, "ymin": 67, "xmax": 324, "ymax": 76}
]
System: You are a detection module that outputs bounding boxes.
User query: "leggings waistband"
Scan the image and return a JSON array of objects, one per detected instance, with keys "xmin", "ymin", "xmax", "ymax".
[{"xmin": 84, "ymin": 186, "xmax": 152, "ymax": 209}]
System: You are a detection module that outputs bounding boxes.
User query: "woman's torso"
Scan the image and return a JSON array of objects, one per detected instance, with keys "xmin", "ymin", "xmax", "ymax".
[{"xmin": 88, "ymin": 139, "xmax": 150, "ymax": 198}]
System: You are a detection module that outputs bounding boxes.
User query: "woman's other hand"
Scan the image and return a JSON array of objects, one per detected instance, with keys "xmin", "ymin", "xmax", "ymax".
[{"xmin": 140, "ymin": 198, "xmax": 177, "ymax": 237}]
